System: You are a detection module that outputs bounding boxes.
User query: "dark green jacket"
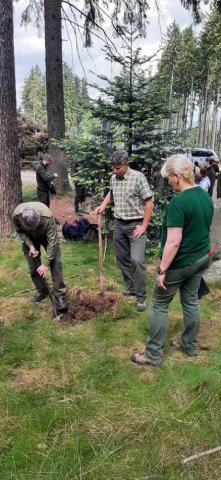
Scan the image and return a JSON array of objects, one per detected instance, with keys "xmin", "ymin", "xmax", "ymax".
[
  {"xmin": 12, "ymin": 202, "xmax": 59, "ymax": 267},
  {"xmin": 36, "ymin": 162, "xmax": 55, "ymax": 192}
]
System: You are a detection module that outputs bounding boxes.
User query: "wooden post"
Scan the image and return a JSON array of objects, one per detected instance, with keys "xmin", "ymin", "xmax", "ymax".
[{"xmin": 98, "ymin": 214, "xmax": 104, "ymax": 292}]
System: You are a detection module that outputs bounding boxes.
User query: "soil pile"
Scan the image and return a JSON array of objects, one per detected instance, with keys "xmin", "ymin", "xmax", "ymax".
[
  {"xmin": 17, "ymin": 113, "xmax": 48, "ymax": 168},
  {"xmin": 60, "ymin": 287, "xmax": 121, "ymax": 324}
]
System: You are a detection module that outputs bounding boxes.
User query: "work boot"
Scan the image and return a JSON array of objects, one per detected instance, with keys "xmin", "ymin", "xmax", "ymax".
[
  {"xmin": 122, "ymin": 290, "xmax": 136, "ymax": 297},
  {"xmin": 136, "ymin": 300, "xmax": 147, "ymax": 312},
  {"xmin": 32, "ymin": 290, "xmax": 49, "ymax": 303},
  {"xmin": 131, "ymin": 352, "xmax": 161, "ymax": 367},
  {"xmin": 55, "ymin": 295, "xmax": 68, "ymax": 312},
  {"xmin": 170, "ymin": 340, "xmax": 197, "ymax": 357}
]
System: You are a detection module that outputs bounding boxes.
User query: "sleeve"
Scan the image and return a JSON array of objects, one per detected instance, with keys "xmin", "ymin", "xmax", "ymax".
[
  {"xmin": 37, "ymin": 165, "xmax": 55, "ymax": 183},
  {"xmin": 13, "ymin": 216, "xmax": 33, "ymax": 248},
  {"xmin": 137, "ymin": 174, "xmax": 153, "ymax": 201},
  {"xmin": 44, "ymin": 218, "xmax": 59, "ymax": 267},
  {"xmin": 109, "ymin": 176, "xmax": 114, "ymax": 203},
  {"xmin": 166, "ymin": 198, "xmax": 185, "ymax": 228}
]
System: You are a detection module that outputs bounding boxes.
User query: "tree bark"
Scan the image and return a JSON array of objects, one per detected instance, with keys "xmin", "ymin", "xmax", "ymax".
[
  {"xmin": 44, "ymin": 0, "xmax": 69, "ymax": 193},
  {"xmin": 197, "ymin": 94, "xmax": 203, "ymax": 147},
  {"xmin": 200, "ymin": 81, "xmax": 209, "ymax": 147},
  {"xmin": 211, "ymin": 87, "xmax": 220, "ymax": 150},
  {"xmin": 0, "ymin": 0, "xmax": 22, "ymax": 237}
]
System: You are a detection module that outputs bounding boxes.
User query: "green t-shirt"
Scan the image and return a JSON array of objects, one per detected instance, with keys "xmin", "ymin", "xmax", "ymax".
[{"xmin": 160, "ymin": 187, "xmax": 214, "ymax": 269}]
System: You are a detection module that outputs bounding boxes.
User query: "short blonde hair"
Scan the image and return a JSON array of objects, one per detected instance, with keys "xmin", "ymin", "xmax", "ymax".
[{"xmin": 161, "ymin": 155, "xmax": 194, "ymax": 184}]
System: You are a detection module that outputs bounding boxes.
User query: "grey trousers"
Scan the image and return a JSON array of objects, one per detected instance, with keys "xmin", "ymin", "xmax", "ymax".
[
  {"xmin": 113, "ymin": 219, "xmax": 147, "ymax": 301},
  {"xmin": 145, "ymin": 254, "xmax": 210, "ymax": 364},
  {"xmin": 22, "ymin": 241, "xmax": 66, "ymax": 299}
]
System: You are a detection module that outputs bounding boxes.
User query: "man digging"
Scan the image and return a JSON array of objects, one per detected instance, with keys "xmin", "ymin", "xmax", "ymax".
[{"xmin": 12, "ymin": 202, "xmax": 68, "ymax": 313}]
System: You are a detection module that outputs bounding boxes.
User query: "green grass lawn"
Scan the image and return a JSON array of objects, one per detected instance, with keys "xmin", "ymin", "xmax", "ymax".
[{"xmin": 1, "ymin": 198, "xmax": 221, "ymax": 478}]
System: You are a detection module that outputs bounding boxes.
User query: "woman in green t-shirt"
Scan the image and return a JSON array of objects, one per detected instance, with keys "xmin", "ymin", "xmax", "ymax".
[{"xmin": 131, "ymin": 155, "xmax": 214, "ymax": 367}]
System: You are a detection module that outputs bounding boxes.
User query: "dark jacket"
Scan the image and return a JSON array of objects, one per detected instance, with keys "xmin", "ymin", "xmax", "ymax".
[
  {"xmin": 207, "ymin": 166, "xmax": 216, "ymax": 196},
  {"xmin": 36, "ymin": 162, "xmax": 55, "ymax": 192},
  {"xmin": 217, "ymin": 172, "xmax": 221, "ymax": 198}
]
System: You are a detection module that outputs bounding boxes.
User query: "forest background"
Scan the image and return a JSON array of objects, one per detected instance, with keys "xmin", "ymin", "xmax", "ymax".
[
  {"xmin": 1, "ymin": 0, "xmax": 221, "ymax": 235},
  {"xmin": 1, "ymin": 2, "xmax": 221, "ymax": 478}
]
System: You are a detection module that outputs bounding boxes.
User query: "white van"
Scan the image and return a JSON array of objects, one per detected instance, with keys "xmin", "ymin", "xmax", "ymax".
[{"xmin": 187, "ymin": 148, "xmax": 219, "ymax": 167}]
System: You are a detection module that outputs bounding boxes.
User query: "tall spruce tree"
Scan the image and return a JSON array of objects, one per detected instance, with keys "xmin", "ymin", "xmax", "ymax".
[
  {"xmin": 90, "ymin": 14, "xmax": 171, "ymax": 165},
  {"xmin": 63, "ymin": 63, "xmax": 90, "ymax": 136},
  {"xmin": 21, "ymin": 65, "xmax": 47, "ymax": 125}
]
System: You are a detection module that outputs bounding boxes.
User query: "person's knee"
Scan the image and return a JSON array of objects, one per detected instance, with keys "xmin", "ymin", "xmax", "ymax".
[
  {"xmin": 29, "ymin": 266, "xmax": 37, "ymax": 277},
  {"xmin": 131, "ymin": 254, "xmax": 144, "ymax": 269}
]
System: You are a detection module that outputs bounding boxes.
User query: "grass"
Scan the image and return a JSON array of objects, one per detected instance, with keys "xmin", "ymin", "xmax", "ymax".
[{"xmin": 1, "ymin": 199, "xmax": 221, "ymax": 478}]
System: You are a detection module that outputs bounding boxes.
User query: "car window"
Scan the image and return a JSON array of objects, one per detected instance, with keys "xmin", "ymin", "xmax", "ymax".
[{"xmin": 191, "ymin": 150, "xmax": 212, "ymax": 157}]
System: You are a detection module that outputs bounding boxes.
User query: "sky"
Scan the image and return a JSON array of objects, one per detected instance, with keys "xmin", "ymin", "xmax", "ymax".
[{"xmin": 14, "ymin": 0, "xmax": 198, "ymax": 106}]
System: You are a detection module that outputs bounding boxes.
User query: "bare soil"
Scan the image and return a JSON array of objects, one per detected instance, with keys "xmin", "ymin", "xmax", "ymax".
[
  {"xmin": 50, "ymin": 196, "xmax": 97, "ymax": 226},
  {"xmin": 21, "ymin": 170, "xmax": 98, "ymax": 225},
  {"xmin": 60, "ymin": 287, "xmax": 121, "ymax": 324}
]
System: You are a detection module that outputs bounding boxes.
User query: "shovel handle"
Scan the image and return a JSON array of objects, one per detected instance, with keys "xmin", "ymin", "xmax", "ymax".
[{"xmin": 98, "ymin": 214, "xmax": 104, "ymax": 292}]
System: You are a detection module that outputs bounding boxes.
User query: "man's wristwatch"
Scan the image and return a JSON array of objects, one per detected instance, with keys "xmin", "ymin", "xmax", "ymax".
[{"xmin": 158, "ymin": 267, "xmax": 167, "ymax": 275}]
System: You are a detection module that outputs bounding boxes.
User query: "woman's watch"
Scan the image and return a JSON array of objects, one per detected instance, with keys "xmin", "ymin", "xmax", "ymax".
[{"xmin": 158, "ymin": 267, "xmax": 167, "ymax": 275}]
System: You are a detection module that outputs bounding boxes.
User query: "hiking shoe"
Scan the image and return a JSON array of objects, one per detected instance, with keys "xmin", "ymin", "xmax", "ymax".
[
  {"xmin": 32, "ymin": 291, "xmax": 49, "ymax": 303},
  {"xmin": 131, "ymin": 352, "xmax": 161, "ymax": 367},
  {"xmin": 55, "ymin": 295, "xmax": 68, "ymax": 312},
  {"xmin": 137, "ymin": 300, "xmax": 147, "ymax": 312},
  {"xmin": 122, "ymin": 290, "xmax": 136, "ymax": 297},
  {"xmin": 170, "ymin": 340, "xmax": 181, "ymax": 350},
  {"xmin": 170, "ymin": 340, "xmax": 197, "ymax": 357}
]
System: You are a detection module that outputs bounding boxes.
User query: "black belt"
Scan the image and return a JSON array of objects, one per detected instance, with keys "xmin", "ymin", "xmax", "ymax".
[{"xmin": 115, "ymin": 218, "xmax": 143, "ymax": 223}]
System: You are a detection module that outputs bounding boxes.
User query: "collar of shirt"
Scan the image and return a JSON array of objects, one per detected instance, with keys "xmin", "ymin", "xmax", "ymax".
[{"xmin": 116, "ymin": 166, "xmax": 130, "ymax": 181}]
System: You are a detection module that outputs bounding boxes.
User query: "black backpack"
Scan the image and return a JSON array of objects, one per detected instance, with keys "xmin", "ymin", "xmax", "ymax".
[{"xmin": 62, "ymin": 218, "xmax": 97, "ymax": 241}]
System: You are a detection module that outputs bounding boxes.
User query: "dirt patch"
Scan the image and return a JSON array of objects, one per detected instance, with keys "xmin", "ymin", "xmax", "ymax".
[
  {"xmin": 50, "ymin": 196, "xmax": 98, "ymax": 227},
  {"xmin": 11, "ymin": 366, "xmax": 68, "ymax": 389},
  {"xmin": 60, "ymin": 287, "xmax": 121, "ymax": 324}
]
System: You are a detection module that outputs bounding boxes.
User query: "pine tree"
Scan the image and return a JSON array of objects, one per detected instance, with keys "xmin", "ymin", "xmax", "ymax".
[
  {"xmin": 90, "ymin": 14, "xmax": 171, "ymax": 165},
  {"xmin": 63, "ymin": 63, "xmax": 90, "ymax": 136},
  {"xmin": 21, "ymin": 65, "xmax": 47, "ymax": 125}
]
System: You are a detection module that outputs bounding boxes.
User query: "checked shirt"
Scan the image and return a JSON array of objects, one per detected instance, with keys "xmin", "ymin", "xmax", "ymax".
[{"xmin": 109, "ymin": 167, "xmax": 153, "ymax": 220}]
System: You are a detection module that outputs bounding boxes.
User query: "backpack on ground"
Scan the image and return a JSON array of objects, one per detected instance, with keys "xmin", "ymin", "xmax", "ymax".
[{"xmin": 62, "ymin": 218, "xmax": 97, "ymax": 241}]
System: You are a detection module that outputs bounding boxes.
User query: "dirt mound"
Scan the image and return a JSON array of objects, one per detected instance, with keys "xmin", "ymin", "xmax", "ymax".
[
  {"xmin": 60, "ymin": 288, "xmax": 121, "ymax": 324},
  {"xmin": 18, "ymin": 113, "xmax": 48, "ymax": 168}
]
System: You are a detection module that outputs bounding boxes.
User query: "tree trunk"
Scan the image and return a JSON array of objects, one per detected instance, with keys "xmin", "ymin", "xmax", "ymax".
[
  {"xmin": 181, "ymin": 93, "xmax": 188, "ymax": 132},
  {"xmin": 197, "ymin": 94, "xmax": 203, "ymax": 147},
  {"xmin": 0, "ymin": 0, "xmax": 22, "ymax": 237},
  {"xmin": 211, "ymin": 87, "xmax": 220, "ymax": 150},
  {"xmin": 166, "ymin": 68, "xmax": 174, "ymax": 132},
  {"xmin": 44, "ymin": 0, "xmax": 69, "ymax": 193},
  {"xmin": 188, "ymin": 84, "xmax": 196, "ymax": 130},
  {"xmin": 200, "ymin": 81, "xmax": 209, "ymax": 147}
]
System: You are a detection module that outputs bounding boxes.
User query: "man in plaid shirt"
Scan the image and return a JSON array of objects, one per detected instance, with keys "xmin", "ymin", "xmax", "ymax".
[{"xmin": 95, "ymin": 150, "xmax": 153, "ymax": 311}]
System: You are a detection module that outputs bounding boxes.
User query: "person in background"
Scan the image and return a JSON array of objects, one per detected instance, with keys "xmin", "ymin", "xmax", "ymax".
[
  {"xmin": 71, "ymin": 161, "xmax": 87, "ymax": 215},
  {"xmin": 204, "ymin": 157, "xmax": 216, "ymax": 196},
  {"xmin": 198, "ymin": 166, "xmax": 211, "ymax": 192},
  {"xmin": 94, "ymin": 149, "xmax": 154, "ymax": 312},
  {"xmin": 12, "ymin": 202, "xmax": 68, "ymax": 313},
  {"xmin": 131, "ymin": 155, "xmax": 213, "ymax": 366},
  {"xmin": 210, "ymin": 157, "xmax": 220, "ymax": 178},
  {"xmin": 193, "ymin": 161, "xmax": 200, "ymax": 181},
  {"xmin": 36, "ymin": 153, "xmax": 58, "ymax": 207}
]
